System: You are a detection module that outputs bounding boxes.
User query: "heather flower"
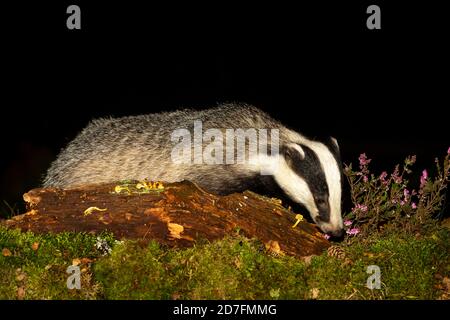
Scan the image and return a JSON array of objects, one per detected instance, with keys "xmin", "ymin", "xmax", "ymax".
[
  {"xmin": 379, "ymin": 171, "xmax": 388, "ymax": 184},
  {"xmin": 422, "ymin": 169, "xmax": 428, "ymax": 180},
  {"xmin": 359, "ymin": 153, "xmax": 371, "ymax": 169},
  {"xmin": 359, "ymin": 153, "xmax": 369, "ymax": 165},
  {"xmin": 420, "ymin": 169, "xmax": 428, "ymax": 189},
  {"xmin": 403, "ymin": 189, "xmax": 410, "ymax": 198},
  {"xmin": 403, "ymin": 189, "xmax": 410, "ymax": 202},
  {"xmin": 323, "ymin": 234, "xmax": 331, "ymax": 240},
  {"xmin": 391, "ymin": 165, "xmax": 402, "ymax": 184},
  {"xmin": 344, "ymin": 151, "xmax": 450, "ymax": 239},
  {"xmin": 354, "ymin": 204, "xmax": 368, "ymax": 212},
  {"xmin": 405, "ymin": 155, "xmax": 417, "ymax": 166},
  {"xmin": 346, "ymin": 228, "xmax": 360, "ymax": 236}
]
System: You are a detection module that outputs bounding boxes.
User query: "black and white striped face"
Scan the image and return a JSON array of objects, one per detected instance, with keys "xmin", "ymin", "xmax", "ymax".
[{"xmin": 273, "ymin": 138, "xmax": 344, "ymax": 237}]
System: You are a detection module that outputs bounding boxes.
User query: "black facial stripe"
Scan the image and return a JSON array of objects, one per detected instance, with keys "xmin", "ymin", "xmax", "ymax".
[
  {"xmin": 322, "ymin": 138, "xmax": 344, "ymax": 218},
  {"xmin": 284, "ymin": 144, "xmax": 330, "ymax": 222}
]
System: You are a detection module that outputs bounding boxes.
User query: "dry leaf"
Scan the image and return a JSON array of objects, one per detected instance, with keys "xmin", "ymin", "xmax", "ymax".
[
  {"xmin": 171, "ymin": 293, "xmax": 181, "ymax": 300},
  {"xmin": 302, "ymin": 255, "xmax": 316, "ymax": 266},
  {"xmin": 125, "ymin": 213, "xmax": 133, "ymax": 221},
  {"xmin": 72, "ymin": 258, "xmax": 81, "ymax": 266},
  {"xmin": 265, "ymin": 240, "xmax": 284, "ymax": 256},
  {"xmin": 81, "ymin": 258, "xmax": 93, "ymax": 264},
  {"xmin": 16, "ymin": 273, "xmax": 26, "ymax": 282},
  {"xmin": 341, "ymin": 258, "xmax": 354, "ymax": 267},
  {"xmin": 168, "ymin": 223, "xmax": 184, "ymax": 239},
  {"xmin": 311, "ymin": 288, "xmax": 320, "ymax": 299},
  {"xmin": 234, "ymin": 256, "xmax": 242, "ymax": 269},
  {"xmin": 363, "ymin": 252, "xmax": 384, "ymax": 259},
  {"xmin": 31, "ymin": 242, "xmax": 40, "ymax": 251},
  {"xmin": 443, "ymin": 277, "xmax": 450, "ymax": 291},
  {"xmin": 17, "ymin": 287, "xmax": 25, "ymax": 300},
  {"xmin": 25, "ymin": 209, "xmax": 38, "ymax": 216},
  {"xmin": 2, "ymin": 248, "xmax": 12, "ymax": 257}
]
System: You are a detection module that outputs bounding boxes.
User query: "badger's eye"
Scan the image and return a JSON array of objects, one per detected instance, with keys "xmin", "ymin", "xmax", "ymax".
[
  {"xmin": 315, "ymin": 198, "xmax": 329, "ymax": 210},
  {"xmin": 316, "ymin": 198, "xmax": 326, "ymax": 205}
]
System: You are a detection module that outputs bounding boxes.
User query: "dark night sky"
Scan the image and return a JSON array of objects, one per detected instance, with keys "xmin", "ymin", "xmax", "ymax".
[{"xmin": 1, "ymin": 2, "xmax": 449, "ymax": 216}]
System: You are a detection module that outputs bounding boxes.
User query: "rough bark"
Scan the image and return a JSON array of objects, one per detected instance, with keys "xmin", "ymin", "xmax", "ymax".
[{"xmin": 1, "ymin": 181, "xmax": 330, "ymax": 258}]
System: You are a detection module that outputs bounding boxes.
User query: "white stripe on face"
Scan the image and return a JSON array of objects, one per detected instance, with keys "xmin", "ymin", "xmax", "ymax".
[
  {"xmin": 302, "ymin": 142, "xmax": 343, "ymax": 232},
  {"xmin": 272, "ymin": 156, "xmax": 319, "ymax": 217},
  {"xmin": 268, "ymin": 140, "xmax": 343, "ymax": 234}
]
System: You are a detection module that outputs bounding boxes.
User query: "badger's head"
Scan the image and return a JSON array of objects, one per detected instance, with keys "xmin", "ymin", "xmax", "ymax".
[{"xmin": 273, "ymin": 138, "xmax": 344, "ymax": 238}]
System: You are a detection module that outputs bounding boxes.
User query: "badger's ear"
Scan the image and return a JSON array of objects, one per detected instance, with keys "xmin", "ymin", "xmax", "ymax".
[
  {"xmin": 330, "ymin": 137, "xmax": 339, "ymax": 150},
  {"xmin": 284, "ymin": 143, "xmax": 305, "ymax": 162}
]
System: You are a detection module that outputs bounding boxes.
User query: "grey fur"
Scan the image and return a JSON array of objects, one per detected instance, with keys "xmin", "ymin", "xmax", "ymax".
[{"xmin": 44, "ymin": 103, "xmax": 302, "ymax": 191}]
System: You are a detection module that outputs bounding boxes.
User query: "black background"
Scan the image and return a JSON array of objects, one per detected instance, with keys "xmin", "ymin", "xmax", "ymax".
[
  {"xmin": 1, "ymin": 1, "xmax": 449, "ymax": 216},
  {"xmin": 2, "ymin": 300, "xmax": 447, "ymax": 319}
]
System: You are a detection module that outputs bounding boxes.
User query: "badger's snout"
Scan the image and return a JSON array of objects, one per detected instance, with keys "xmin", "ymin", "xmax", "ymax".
[
  {"xmin": 328, "ymin": 228, "xmax": 345, "ymax": 239},
  {"xmin": 315, "ymin": 218, "xmax": 344, "ymax": 238}
]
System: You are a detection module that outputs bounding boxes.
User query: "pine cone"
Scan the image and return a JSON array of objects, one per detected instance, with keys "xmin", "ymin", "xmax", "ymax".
[{"xmin": 327, "ymin": 245, "xmax": 346, "ymax": 260}]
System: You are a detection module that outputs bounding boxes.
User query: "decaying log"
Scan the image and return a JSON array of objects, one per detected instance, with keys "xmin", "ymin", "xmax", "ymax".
[{"xmin": 1, "ymin": 181, "xmax": 330, "ymax": 258}]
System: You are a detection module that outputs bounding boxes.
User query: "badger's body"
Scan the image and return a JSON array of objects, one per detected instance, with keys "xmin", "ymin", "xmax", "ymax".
[{"xmin": 44, "ymin": 103, "xmax": 344, "ymax": 236}]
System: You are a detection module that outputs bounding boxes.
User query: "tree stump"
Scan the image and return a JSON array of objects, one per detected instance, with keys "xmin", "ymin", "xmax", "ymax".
[{"xmin": 1, "ymin": 180, "xmax": 330, "ymax": 258}]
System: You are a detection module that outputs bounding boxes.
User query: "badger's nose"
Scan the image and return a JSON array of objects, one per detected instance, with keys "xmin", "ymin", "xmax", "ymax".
[{"xmin": 329, "ymin": 229, "xmax": 345, "ymax": 239}]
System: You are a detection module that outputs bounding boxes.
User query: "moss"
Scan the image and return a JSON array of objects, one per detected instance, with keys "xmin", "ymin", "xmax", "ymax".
[
  {"xmin": 0, "ymin": 225, "xmax": 448, "ymax": 300},
  {"xmin": 0, "ymin": 227, "xmax": 113, "ymax": 299},
  {"xmin": 93, "ymin": 230, "xmax": 450, "ymax": 299}
]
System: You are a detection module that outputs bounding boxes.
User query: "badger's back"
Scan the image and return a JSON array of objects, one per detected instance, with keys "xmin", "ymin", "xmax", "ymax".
[{"xmin": 43, "ymin": 103, "xmax": 300, "ymax": 191}]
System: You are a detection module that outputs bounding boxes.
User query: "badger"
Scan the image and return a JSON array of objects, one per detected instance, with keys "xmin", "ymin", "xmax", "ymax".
[{"xmin": 43, "ymin": 103, "xmax": 344, "ymax": 237}]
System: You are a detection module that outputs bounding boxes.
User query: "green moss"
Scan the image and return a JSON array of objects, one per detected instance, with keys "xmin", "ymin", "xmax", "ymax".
[
  {"xmin": 94, "ymin": 230, "xmax": 450, "ymax": 300},
  {"xmin": 0, "ymin": 225, "xmax": 448, "ymax": 300},
  {"xmin": 0, "ymin": 227, "xmax": 114, "ymax": 299}
]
